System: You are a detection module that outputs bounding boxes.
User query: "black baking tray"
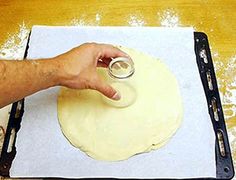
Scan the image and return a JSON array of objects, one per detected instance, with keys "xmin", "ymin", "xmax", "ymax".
[{"xmin": 0, "ymin": 32, "xmax": 234, "ymax": 179}]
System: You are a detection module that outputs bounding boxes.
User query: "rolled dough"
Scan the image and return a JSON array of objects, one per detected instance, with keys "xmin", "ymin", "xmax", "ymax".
[{"xmin": 57, "ymin": 47, "xmax": 183, "ymax": 161}]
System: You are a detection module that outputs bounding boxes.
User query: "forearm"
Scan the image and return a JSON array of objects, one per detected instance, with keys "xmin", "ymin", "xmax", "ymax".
[
  {"xmin": 0, "ymin": 43, "xmax": 125, "ymax": 108},
  {"xmin": 0, "ymin": 58, "xmax": 61, "ymax": 108}
]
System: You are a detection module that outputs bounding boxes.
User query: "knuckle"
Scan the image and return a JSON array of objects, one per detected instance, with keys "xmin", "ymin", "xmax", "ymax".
[
  {"xmin": 81, "ymin": 42, "xmax": 97, "ymax": 49},
  {"xmin": 88, "ymin": 42, "xmax": 97, "ymax": 48}
]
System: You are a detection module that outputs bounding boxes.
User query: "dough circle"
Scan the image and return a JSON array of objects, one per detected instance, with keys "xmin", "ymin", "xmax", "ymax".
[{"xmin": 57, "ymin": 47, "xmax": 183, "ymax": 161}]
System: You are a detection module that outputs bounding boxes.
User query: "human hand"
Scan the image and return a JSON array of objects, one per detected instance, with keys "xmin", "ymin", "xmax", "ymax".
[{"xmin": 55, "ymin": 43, "xmax": 129, "ymax": 100}]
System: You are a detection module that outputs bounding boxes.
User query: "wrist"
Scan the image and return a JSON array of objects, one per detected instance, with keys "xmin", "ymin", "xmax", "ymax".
[
  {"xmin": 51, "ymin": 56, "xmax": 77, "ymax": 87},
  {"xmin": 36, "ymin": 58, "xmax": 61, "ymax": 88},
  {"xmin": 49, "ymin": 57, "xmax": 64, "ymax": 86}
]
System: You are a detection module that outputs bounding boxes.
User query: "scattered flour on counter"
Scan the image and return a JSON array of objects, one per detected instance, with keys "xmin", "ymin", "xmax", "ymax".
[
  {"xmin": 158, "ymin": 9, "xmax": 181, "ymax": 27},
  {"xmin": 70, "ymin": 13, "xmax": 102, "ymax": 26},
  {"xmin": 95, "ymin": 13, "xmax": 101, "ymax": 22},
  {"xmin": 213, "ymin": 52, "xmax": 219, "ymax": 58},
  {"xmin": 228, "ymin": 127, "xmax": 236, "ymax": 162},
  {"xmin": 209, "ymin": 52, "xmax": 236, "ymax": 171},
  {"xmin": 223, "ymin": 55, "xmax": 236, "ymax": 107},
  {"xmin": 128, "ymin": 14, "xmax": 146, "ymax": 26},
  {"xmin": 212, "ymin": 51, "xmax": 223, "ymax": 80},
  {"xmin": 70, "ymin": 18, "xmax": 87, "ymax": 26},
  {"xmin": 0, "ymin": 22, "xmax": 30, "ymax": 60},
  {"xmin": 213, "ymin": 54, "xmax": 236, "ymax": 120}
]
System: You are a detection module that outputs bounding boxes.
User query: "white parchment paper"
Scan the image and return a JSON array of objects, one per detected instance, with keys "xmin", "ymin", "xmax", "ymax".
[{"xmin": 10, "ymin": 26, "xmax": 216, "ymax": 178}]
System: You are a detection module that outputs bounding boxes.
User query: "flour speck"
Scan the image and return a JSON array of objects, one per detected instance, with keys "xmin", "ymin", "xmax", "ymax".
[
  {"xmin": 96, "ymin": 13, "xmax": 101, "ymax": 22},
  {"xmin": 158, "ymin": 9, "xmax": 181, "ymax": 27},
  {"xmin": 128, "ymin": 15, "xmax": 146, "ymax": 27},
  {"xmin": 70, "ymin": 13, "xmax": 102, "ymax": 26}
]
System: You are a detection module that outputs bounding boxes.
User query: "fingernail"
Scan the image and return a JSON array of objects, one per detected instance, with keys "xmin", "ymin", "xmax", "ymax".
[{"xmin": 112, "ymin": 92, "xmax": 121, "ymax": 100}]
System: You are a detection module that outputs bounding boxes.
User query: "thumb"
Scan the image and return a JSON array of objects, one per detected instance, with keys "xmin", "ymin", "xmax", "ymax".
[{"xmin": 95, "ymin": 80, "xmax": 121, "ymax": 100}]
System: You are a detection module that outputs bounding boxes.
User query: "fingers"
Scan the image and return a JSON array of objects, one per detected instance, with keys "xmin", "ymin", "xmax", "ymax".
[
  {"xmin": 100, "ymin": 58, "xmax": 112, "ymax": 65},
  {"xmin": 94, "ymin": 79, "xmax": 121, "ymax": 100},
  {"xmin": 98, "ymin": 44, "xmax": 129, "ymax": 59},
  {"xmin": 97, "ymin": 44, "xmax": 133, "ymax": 69},
  {"xmin": 97, "ymin": 61, "xmax": 108, "ymax": 68}
]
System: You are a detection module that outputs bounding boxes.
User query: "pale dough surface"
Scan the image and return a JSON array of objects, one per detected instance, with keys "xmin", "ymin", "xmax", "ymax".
[{"xmin": 57, "ymin": 47, "xmax": 183, "ymax": 161}]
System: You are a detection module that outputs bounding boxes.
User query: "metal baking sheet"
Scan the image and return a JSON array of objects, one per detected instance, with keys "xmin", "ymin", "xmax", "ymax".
[{"xmin": 1, "ymin": 26, "xmax": 233, "ymax": 177}]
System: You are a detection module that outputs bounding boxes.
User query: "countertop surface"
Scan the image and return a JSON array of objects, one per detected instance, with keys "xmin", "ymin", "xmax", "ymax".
[{"xmin": 0, "ymin": 0, "xmax": 235, "ymax": 177}]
